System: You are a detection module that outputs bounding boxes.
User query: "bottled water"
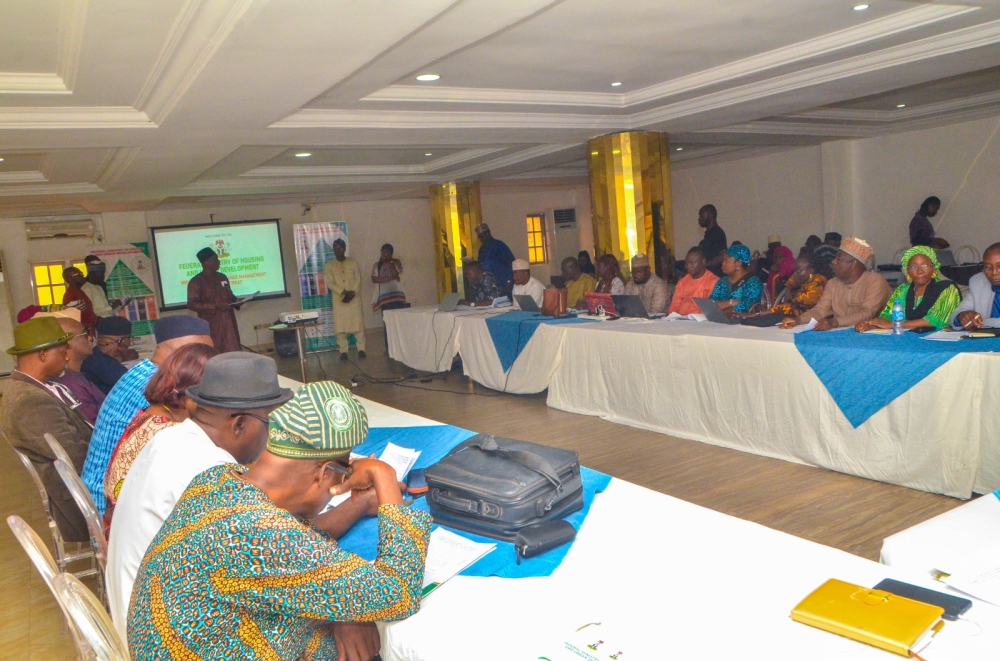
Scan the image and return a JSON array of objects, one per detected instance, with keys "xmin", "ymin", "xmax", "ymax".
[{"xmin": 891, "ymin": 299, "xmax": 905, "ymax": 335}]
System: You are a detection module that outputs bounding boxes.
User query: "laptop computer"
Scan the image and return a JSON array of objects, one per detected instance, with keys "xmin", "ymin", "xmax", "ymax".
[
  {"xmin": 611, "ymin": 295, "xmax": 649, "ymax": 319},
  {"xmin": 438, "ymin": 292, "xmax": 461, "ymax": 312},
  {"xmin": 693, "ymin": 297, "xmax": 738, "ymax": 325},
  {"xmin": 513, "ymin": 294, "xmax": 540, "ymax": 312},
  {"xmin": 584, "ymin": 291, "xmax": 617, "ymax": 316}
]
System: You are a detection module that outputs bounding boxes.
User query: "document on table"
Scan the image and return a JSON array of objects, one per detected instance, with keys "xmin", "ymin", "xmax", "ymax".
[
  {"xmin": 923, "ymin": 329, "xmax": 966, "ymax": 341},
  {"xmin": 664, "ymin": 312, "xmax": 707, "ymax": 322},
  {"xmin": 787, "ymin": 318, "xmax": 818, "ymax": 334},
  {"xmin": 421, "ymin": 528, "xmax": 495, "ymax": 597},
  {"xmin": 941, "ymin": 548, "xmax": 1000, "ymax": 607},
  {"xmin": 323, "ymin": 444, "xmax": 420, "ymax": 511}
]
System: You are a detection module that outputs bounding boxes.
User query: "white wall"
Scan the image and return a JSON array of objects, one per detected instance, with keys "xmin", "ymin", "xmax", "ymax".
[{"xmin": 671, "ymin": 114, "xmax": 1000, "ymax": 265}]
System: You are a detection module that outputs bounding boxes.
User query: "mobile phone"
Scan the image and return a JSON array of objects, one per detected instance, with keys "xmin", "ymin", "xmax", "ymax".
[
  {"xmin": 406, "ymin": 468, "xmax": 428, "ymax": 495},
  {"xmin": 873, "ymin": 578, "xmax": 972, "ymax": 621}
]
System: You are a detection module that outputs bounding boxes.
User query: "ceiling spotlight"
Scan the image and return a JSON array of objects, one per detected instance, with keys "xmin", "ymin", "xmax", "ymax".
[
  {"xmin": 853, "ymin": 4, "xmax": 869, "ymax": 10},
  {"xmin": 676, "ymin": 147, "xmax": 683, "ymax": 151},
  {"xmin": 896, "ymin": 103, "xmax": 906, "ymax": 108},
  {"xmin": 611, "ymin": 82, "xmax": 622, "ymax": 87},
  {"xmin": 416, "ymin": 74, "xmax": 440, "ymax": 82},
  {"xmin": 0, "ymin": 157, "xmax": 4, "ymax": 162},
  {"xmin": 425, "ymin": 153, "xmax": 433, "ymax": 156},
  {"xmin": 295, "ymin": 152, "xmax": 312, "ymax": 158}
]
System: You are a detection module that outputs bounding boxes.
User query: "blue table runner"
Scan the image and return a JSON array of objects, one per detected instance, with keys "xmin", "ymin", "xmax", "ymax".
[
  {"xmin": 336, "ymin": 424, "xmax": 611, "ymax": 579},
  {"xmin": 794, "ymin": 331, "xmax": 1000, "ymax": 427},
  {"xmin": 485, "ymin": 311, "xmax": 595, "ymax": 373}
]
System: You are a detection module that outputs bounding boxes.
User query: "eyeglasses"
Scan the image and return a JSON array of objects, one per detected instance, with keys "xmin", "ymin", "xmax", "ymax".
[
  {"xmin": 72, "ymin": 331, "xmax": 91, "ymax": 339},
  {"xmin": 906, "ymin": 262, "xmax": 934, "ymax": 272},
  {"xmin": 325, "ymin": 460, "xmax": 352, "ymax": 478},
  {"xmin": 230, "ymin": 412, "xmax": 270, "ymax": 425}
]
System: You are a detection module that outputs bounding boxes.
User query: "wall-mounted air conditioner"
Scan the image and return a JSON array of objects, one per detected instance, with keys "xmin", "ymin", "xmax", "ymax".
[
  {"xmin": 553, "ymin": 207, "xmax": 577, "ymax": 228},
  {"xmin": 25, "ymin": 215, "xmax": 97, "ymax": 240}
]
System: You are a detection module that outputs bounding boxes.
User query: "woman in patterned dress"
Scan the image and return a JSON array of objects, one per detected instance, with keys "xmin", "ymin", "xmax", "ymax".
[
  {"xmin": 102, "ymin": 343, "xmax": 217, "ymax": 532},
  {"xmin": 711, "ymin": 244, "xmax": 764, "ymax": 316}
]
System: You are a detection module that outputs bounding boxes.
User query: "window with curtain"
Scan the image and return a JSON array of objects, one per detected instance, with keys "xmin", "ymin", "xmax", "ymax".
[
  {"xmin": 526, "ymin": 214, "xmax": 548, "ymax": 264},
  {"xmin": 31, "ymin": 260, "xmax": 87, "ymax": 307}
]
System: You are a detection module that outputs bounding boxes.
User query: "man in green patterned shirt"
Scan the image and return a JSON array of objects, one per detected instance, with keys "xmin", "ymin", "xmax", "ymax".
[{"xmin": 128, "ymin": 381, "xmax": 431, "ymax": 660}]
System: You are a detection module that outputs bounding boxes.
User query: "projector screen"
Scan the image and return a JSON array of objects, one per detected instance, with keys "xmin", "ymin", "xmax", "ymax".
[{"xmin": 150, "ymin": 219, "xmax": 289, "ymax": 310}]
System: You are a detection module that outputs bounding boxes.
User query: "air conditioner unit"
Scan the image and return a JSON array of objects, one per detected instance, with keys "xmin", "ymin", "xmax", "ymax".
[
  {"xmin": 25, "ymin": 216, "xmax": 96, "ymax": 240},
  {"xmin": 553, "ymin": 207, "xmax": 577, "ymax": 228}
]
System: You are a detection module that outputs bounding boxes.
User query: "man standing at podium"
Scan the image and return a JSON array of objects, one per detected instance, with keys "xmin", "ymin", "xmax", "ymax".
[{"xmin": 187, "ymin": 247, "xmax": 242, "ymax": 353}]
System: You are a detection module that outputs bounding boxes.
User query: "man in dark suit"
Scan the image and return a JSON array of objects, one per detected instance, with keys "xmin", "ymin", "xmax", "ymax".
[{"xmin": 0, "ymin": 317, "xmax": 93, "ymax": 542}]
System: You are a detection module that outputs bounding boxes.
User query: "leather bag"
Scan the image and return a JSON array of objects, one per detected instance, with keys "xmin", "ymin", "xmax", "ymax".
[{"xmin": 541, "ymin": 287, "xmax": 567, "ymax": 316}]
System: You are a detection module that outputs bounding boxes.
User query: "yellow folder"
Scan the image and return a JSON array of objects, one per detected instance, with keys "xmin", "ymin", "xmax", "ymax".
[{"xmin": 791, "ymin": 578, "xmax": 944, "ymax": 656}]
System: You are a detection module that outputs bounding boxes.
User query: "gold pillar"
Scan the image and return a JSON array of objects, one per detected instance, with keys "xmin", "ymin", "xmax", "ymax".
[
  {"xmin": 429, "ymin": 180, "xmax": 482, "ymax": 301},
  {"xmin": 587, "ymin": 132, "xmax": 673, "ymax": 279}
]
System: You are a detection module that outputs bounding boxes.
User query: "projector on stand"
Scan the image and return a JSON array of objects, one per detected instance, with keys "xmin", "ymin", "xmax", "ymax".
[{"xmin": 279, "ymin": 310, "xmax": 320, "ymax": 324}]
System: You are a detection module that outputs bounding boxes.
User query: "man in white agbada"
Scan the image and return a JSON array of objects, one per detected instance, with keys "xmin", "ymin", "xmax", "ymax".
[
  {"xmin": 512, "ymin": 258, "xmax": 545, "ymax": 308},
  {"xmin": 325, "ymin": 238, "xmax": 366, "ymax": 360}
]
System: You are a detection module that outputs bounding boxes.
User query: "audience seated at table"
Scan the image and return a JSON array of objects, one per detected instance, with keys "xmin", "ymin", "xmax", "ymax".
[
  {"xmin": 950, "ymin": 241, "xmax": 1000, "ymax": 329},
  {"xmin": 460, "ymin": 261, "xmax": 503, "ymax": 307},
  {"xmin": 624, "ymin": 253, "xmax": 672, "ymax": 314},
  {"xmin": 562, "ymin": 256, "xmax": 597, "ymax": 309},
  {"xmin": 765, "ymin": 245, "xmax": 796, "ymax": 303},
  {"xmin": 127, "ymin": 381, "xmax": 428, "ymax": 661},
  {"xmin": 512, "ymin": 258, "xmax": 545, "ymax": 307},
  {"xmin": 669, "ymin": 247, "xmax": 720, "ymax": 316},
  {"xmin": 577, "ymin": 250, "xmax": 596, "ymax": 275},
  {"xmin": 799, "ymin": 234, "xmax": 821, "ymax": 258},
  {"xmin": 595, "ymin": 254, "xmax": 626, "ymax": 295},
  {"xmin": 770, "ymin": 253, "xmax": 827, "ymax": 317},
  {"xmin": 813, "ymin": 232, "xmax": 841, "ymax": 277},
  {"xmin": 856, "ymin": 246, "xmax": 961, "ymax": 333},
  {"xmin": 81, "ymin": 315, "xmax": 134, "ymax": 395},
  {"xmin": 781, "ymin": 236, "xmax": 891, "ymax": 331},
  {"xmin": 710, "ymin": 245, "xmax": 763, "ymax": 316},
  {"xmin": 102, "ymin": 343, "xmax": 218, "ymax": 533}
]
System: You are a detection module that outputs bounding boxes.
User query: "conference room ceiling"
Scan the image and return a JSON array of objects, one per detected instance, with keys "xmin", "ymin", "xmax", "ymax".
[{"xmin": 1, "ymin": 0, "xmax": 1000, "ymax": 214}]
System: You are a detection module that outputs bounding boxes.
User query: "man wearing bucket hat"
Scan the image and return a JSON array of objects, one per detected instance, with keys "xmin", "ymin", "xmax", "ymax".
[
  {"xmin": 0, "ymin": 317, "xmax": 93, "ymax": 542},
  {"xmin": 106, "ymin": 352, "xmax": 293, "ymax": 636},
  {"xmin": 128, "ymin": 381, "xmax": 430, "ymax": 661}
]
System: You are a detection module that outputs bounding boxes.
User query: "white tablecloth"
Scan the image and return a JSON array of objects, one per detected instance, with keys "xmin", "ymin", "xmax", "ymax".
[
  {"xmin": 385, "ymin": 306, "xmax": 509, "ymax": 373},
  {"xmin": 542, "ymin": 322, "xmax": 1000, "ymax": 498},
  {"xmin": 382, "ymin": 478, "xmax": 1000, "ymax": 661},
  {"xmin": 881, "ymin": 493, "xmax": 1000, "ymax": 575}
]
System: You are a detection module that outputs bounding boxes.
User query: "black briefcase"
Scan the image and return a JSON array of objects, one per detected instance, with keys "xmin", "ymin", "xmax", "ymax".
[{"xmin": 424, "ymin": 434, "xmax": 583, "ymax": 541}]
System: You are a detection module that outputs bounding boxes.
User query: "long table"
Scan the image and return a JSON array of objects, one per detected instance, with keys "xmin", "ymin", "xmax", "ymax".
[
  {"xmin": 385, "ymin": 306, "xmax": 509, "ymax": 373},
  {"xmin": 277, "ymin": 376, "xmax": 1000, "ymax": 659}
]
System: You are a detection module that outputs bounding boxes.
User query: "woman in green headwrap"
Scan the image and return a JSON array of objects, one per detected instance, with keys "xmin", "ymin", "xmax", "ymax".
[{"xmin": 855, "ymin": 246, "xmax": 961, "ymax": 332}]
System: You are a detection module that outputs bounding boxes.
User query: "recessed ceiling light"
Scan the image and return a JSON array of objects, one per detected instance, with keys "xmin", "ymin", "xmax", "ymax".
[
  {"xmin": 853, "ymin": 4, "xmax": 869, "ymax": 10},
  {"xmin": 611, "ymin": 82, "xmax": 622, "ymax": 87},
  {"xmin": 416, "ymin": 74, "xmax": 440, "ymax": 82},
  {"xmin": 590, "ymin": 151, "xmax": 599, "ymax": 156},
  {"xmin": 676, "ymin": 147, "xmax": 683, "ymax": 151},
  {"xmin": 896, "ymin": 103, "xmax": 906, "ymax": 108},
  {"xmin": 425, "ymin": 152, "xmax": 433, "ymax": 156},
  {"xmin": 0, "ymin": 157, "xmax": 4, "ymax": 162},
  {"xmin": 295, "ymin": 152, "xmax": 311, "ymax": 158}
]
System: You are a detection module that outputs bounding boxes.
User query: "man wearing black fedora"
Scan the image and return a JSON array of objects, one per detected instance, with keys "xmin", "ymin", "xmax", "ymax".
[
  {"xmin": 0, "ymin": 317, "xmax": 93, "ymax": 542},
  {"xmin": 105, "ymin": 352, "xmax": 293, "ymax": 633}
]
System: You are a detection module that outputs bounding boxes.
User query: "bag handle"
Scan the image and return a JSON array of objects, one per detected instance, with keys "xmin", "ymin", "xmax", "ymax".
[{"xmin": 452, "ymin": 434, "xmax": 563, "ymax": 490}]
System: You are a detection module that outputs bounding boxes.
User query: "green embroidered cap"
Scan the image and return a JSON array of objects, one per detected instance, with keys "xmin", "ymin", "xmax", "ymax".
[{"xmin": 267, "ymin": 381, "xmax": 369, "ymax": 460}]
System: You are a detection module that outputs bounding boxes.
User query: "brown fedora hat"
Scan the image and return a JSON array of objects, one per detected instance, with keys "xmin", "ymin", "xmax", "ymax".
[{"xmin": 7, "ymin": 317, "xmax": 74, "ymax": 356}]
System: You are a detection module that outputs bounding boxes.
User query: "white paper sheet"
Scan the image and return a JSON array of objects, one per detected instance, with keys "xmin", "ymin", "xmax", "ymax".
[
  {"xmin": 787, "ymin": 318, "xmax": 818, "ymax": 334},
  {"xmin": 923, "ymin": 330, "xmax": 968, "ymax": 342},
  {"xmin": 421, "ymin": 528, "xmax": 495, "ymax": 593},
  {"xmin": 665, "ymin": 312, "xmax": 707, "ymax": 322},
  {"xmin": 942, "ymin": 547, "xmax": 1000, "ymax": 607},
  {"xmin": 379, "ymin": 442, "xmax": 421, "ymax": 481}
]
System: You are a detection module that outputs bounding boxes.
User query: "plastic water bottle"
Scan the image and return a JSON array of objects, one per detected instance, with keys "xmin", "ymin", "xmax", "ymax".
[{"xmin": 891, "ymin": 299, "xmax": 905, "ymax": 335}]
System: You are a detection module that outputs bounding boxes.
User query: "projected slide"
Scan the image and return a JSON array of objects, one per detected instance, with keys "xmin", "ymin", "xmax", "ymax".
[{"xmin": 151, "ymin": 220, "xmax": 289, "ymax": 309}]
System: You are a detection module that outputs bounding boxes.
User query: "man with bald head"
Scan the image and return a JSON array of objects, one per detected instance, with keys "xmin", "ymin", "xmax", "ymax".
[
  {"xmin": 951, "ymin": 242, "xmax": 1000, "ymax": 329},
  {"xmin": 81, "ymin": 315, "xmax": 213, "ymax": 514},
  {"xmin": 52, "ymin": 315, "xmax": 106, "ymax": 424}
]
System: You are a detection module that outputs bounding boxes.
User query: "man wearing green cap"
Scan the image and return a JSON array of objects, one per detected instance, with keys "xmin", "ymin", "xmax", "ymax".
[
  {"xmin": 0, "ymin": 317, "xmax": 93, "ymax": 542},
  {"xmin": 128, "ymin": 381, "xmax": 431, "ymax": 661}
]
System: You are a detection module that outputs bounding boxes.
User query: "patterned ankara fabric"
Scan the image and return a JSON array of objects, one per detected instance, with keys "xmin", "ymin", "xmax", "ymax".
[
  {"xmin": 102, "ymin": 411, "xmax": 176, "ymax": 533},
  {"xmin": 267, "ymin": 381, "xmax": 369, "ymax": 460},
  {"xmin": 771, "ymin": 274, "xmax": 827, "ymax": 317},
  {"xmin": 710, "ymin": 274, "xmax": 764, "ymax": 314},
  {"xmin": 468, "ymin": 271, "xmax": 502, "ymax": 303},
  {"xmin": 81, "ymin": 358, "xmax": 158, "ymax": 515},
  {"xmin": 880, "ymin": 281, "xmax": 961, "ymax": 329},
  {"xmin": 128, "ymin": 465, "xmax": 431, "ymax": 661}
]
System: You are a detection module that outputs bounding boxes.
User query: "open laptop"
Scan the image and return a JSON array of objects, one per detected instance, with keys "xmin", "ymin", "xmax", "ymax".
[
  {"xmin": 611, "ymin": 295, "xmax": 649, "ymax": 319},
  {"xmin": 513, "ymin": 294, "xmax": 540, "ymax": 312},
  {"xmin": 438, "ymin": 292, "xmax": 461, "ymax": 312},
  {"xmin": 693, "ymin": 298, "xmax": 738, "ymax": 325}
]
